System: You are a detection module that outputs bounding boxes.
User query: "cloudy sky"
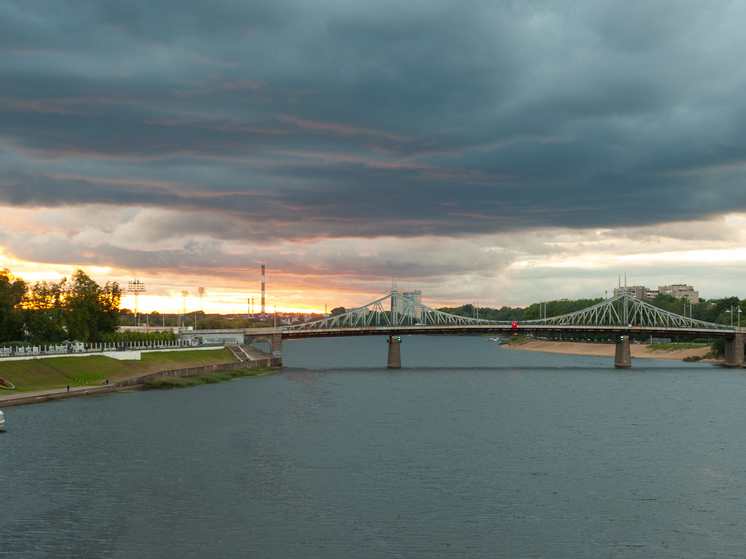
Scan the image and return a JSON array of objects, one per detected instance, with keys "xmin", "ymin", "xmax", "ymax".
[{"xmin": 2, "ymin": 0, "xmax": 746, "ymax": 313}]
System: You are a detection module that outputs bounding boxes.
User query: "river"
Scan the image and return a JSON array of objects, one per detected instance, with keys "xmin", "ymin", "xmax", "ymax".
[{"xmin": 2, "ymin": 335, "xmax": 746, "ymax": 558}]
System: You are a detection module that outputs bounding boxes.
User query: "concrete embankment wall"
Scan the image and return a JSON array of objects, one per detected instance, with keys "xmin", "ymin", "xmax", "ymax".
[{"xmin": 114, "ymin": 357, "xmax": 280, "ymax": 387}]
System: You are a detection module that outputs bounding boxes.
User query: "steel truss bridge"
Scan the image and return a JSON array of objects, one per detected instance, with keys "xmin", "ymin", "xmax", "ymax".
[
  {"xmin": 283, "ymin": 291, "xmax": 736, "ymax": 339},
  {"xmin": 266, "ymin": 291, "xmax": 743, "ymax": 368}
]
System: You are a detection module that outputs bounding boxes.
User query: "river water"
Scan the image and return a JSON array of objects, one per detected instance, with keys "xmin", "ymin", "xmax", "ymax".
[{"xmin": 2, "ymin": 336, "xmax": 746, "ymax": 558}]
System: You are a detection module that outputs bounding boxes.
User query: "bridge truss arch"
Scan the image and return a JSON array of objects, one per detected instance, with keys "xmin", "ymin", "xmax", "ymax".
[
  {"xmin": 284, "ymin": 292, "xmax": 735, "ymax": 335},
  {"xmin": 522, "ymin": 293, "xmax": 734, "ymax": 332}
]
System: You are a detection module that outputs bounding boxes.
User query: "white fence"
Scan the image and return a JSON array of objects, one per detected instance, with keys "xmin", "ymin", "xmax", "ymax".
[{"xmin": 0, "ymin": 339, "xmax": 200, "ymax": 359}]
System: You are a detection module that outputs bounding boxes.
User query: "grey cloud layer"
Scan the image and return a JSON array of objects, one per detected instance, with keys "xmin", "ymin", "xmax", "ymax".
[{"xmin": 2, "ymin": 0, "xmax": 746, "ymax": 241}]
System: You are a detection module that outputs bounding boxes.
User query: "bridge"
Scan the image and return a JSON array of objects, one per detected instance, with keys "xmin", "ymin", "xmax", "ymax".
[{"xmin": 181, "ymin": 291, "xmax": 744, "ymax": 369}]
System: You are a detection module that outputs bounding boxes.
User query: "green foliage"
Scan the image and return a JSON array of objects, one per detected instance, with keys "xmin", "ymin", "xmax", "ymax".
[
  {"xmin": 330, "ymin": 307, "xmax": 346, "ymax": 316},
  {"xmin": 710, "ymin": 337, "xmax": 725, "ymax": 358},
  {"xmin": 438, "ymin": 304, "xmax": 523, "ymax": 321},
  {"xmin": 196, "ymin": 316, "xmax": 271, "ymax": 329},
  {"xmin": 648, "ymin": 343, "xmax": 708, "ymax": 351},
  {"xmin": 144, "ymin": 367, "xmax": 273, "ymax": 389},
  {"xmin": 521, "ymin": 298, "xmax": 604, "ymax": 321},
  {"xmin": 440, "ymin": 298, "xmax": 603, "ymax": 322},
  {"xmin": 22, "ymin": 269, "xmax": 122, "ymax": 343},
  {"xmin": 0, "ymin": 269, "xmax": 26, "ymax": 343}
]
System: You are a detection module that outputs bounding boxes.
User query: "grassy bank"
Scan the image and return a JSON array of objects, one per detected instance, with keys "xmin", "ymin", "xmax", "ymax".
[
  {"xmin": 144, "ymin": 367, "xmax": 274, "ymax": 389},
  {"xmin": 502, "ymin": 335, "xmax": 527, "ymax": 346},
  {"xmin": 647, "ymin": 343, "xmax": 709, "ymax": 351},
  {"xmin": 0, "ymin": 349, "xmax": 236, "ymax": 392}
]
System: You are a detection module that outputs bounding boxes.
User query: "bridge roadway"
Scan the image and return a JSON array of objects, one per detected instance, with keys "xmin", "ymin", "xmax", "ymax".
[{"xmin": 190, "ymin": 323, "xmax": 743, "ymax": 370}]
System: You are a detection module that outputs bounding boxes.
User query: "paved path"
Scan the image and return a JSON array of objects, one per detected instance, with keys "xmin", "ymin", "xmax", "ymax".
[{"xmin": 0, "ymin": 383, "xmax": 132, "ymax": 407}]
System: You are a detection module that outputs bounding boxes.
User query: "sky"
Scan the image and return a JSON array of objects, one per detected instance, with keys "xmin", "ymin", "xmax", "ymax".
[{"xmin": 2, "ymin": 0, "xmax": 746, "ymax": 314}]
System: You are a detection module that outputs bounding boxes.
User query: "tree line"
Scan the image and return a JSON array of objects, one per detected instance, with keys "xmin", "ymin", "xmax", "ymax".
[{"xmin": 0, "ymin": 268, "xmax": 121, "ymax": 344}]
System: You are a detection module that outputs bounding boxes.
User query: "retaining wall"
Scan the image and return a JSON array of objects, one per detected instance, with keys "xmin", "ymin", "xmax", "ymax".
[{"xmin": 114, "ymin": 357, "xmax": 281, "ymax": 387}]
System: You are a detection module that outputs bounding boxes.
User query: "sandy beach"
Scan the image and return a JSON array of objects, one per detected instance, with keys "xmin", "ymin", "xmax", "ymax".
[{"xmin": 504, "ymin": 340, "xmax": 716, "ymax": 361}]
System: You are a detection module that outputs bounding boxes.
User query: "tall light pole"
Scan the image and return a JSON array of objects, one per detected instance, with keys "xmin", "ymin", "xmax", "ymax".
[
  {"xmin": 128, "ymin": 279, "xmax": 146, "ymax": 327},
  {"xmin": 181, "ymin": 290, "xmax": 189, "ymax": 327},
  {"xmin": 198, "ymin": 286, "xmax": 205, "ymax": 311}
]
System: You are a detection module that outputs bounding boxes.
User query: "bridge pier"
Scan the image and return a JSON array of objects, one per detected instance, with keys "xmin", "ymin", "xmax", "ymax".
[
  {"xmin": 723, "ymin": 332, "xmax": 744, "ymax": 367},
  {"xmin": 243, "ymin": 331, "xmax": 283, "ymax": 359},
  {"xmin": 387, "ymin": 336, "xmax": 401, "ymax": 369},
  {"xmin": 614, "ymin": 336, "xmax": 631, "ymax": 368}
]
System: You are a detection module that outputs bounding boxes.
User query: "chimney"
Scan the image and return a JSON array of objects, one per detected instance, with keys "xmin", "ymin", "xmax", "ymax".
[{"xmin": 261, "ymin": 264, "xmax": 266, "ymax": 315}]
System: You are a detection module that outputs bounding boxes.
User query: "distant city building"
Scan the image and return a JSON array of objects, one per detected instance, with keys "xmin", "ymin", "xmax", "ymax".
[
  {"xmin": 612, "ymin": 283, "xmax": 698, "ymax": 304},
  {"xmin": 658, "ymin": 284, "xmax": 699, "ymax": 304},
  {"xmin": 391, "ymin": 289, "xmax": 423, "ymax": 319},
  {"xmin": 613, "ymin": 286, "xmax": 648, "ymax": 299}
]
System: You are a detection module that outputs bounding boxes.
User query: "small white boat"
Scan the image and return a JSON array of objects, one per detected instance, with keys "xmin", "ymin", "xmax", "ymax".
[{"xmin": 0, "ymin": 410, "xmax": 5, "ymax": 430}]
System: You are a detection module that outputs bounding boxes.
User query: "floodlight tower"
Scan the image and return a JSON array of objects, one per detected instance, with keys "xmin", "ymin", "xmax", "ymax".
[
  {"xmin": 198, "ymin": 286, "xmax": 205, "ymax": 311},
  {"xmin": 127, "ymin": 279, "xmax": 146, "ymax": 327},
  {"xmin": 181, "ymin": 290, "xmax": 188, "ymax": 327}
]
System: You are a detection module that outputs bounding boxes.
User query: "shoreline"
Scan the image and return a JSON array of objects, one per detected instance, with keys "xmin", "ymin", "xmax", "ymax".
[
  {"xmin": 503, "ymin": 340, "xmax": 718, "ymax": 361},
  {"xmin": 0, "ymin": 347, "xmax": 281, "ymax": 407}
]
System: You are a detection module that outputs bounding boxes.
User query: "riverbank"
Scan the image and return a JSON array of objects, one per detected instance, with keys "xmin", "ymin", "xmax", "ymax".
[
  {"xmin": 0, "ymin": 348, "xmax": 239, "ymax": 392},
  {"xmin": 0, "ymin": 346, "xmax": 281, "ymax": 407},
  {"xmin": 504, "ymin": 340, "xmax": 718, "ymax": 361}
]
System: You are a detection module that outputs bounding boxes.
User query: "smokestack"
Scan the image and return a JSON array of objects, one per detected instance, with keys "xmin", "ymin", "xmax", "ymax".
[{"xmin": 261, "ymin": 264, "xmax": 266, "ymax": 315}]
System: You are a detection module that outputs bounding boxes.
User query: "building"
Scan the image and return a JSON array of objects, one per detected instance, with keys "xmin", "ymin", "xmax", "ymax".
[
  {"xmin": 612, "ymin": 286, "xmax": 648, "ymax": 299},
  {"xmin": 658, "ymin": 284, "xmax": 699, "ymax": 304},
  {"xmin": 391, "ymin": 289, "xmax": 423, "ymax": 319},
  {"xmin": 612, "ymin": 283, "xmax": 698, "ymax": 303}
]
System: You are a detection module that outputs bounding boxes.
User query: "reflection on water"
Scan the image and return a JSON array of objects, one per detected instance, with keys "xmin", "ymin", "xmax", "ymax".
[{"xmin": 1, "ymin": 335, "xmax": 745, "ymax": 558}]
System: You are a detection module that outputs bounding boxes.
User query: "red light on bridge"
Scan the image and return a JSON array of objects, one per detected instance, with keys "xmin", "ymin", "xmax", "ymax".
[{"xmin": 511, "ymin": 322, "xmax": 518, "ymax": 329}]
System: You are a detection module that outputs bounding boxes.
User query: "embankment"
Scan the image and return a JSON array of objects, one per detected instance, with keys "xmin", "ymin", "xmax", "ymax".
[{"xmin": 0, "ymin": 347, "xmax": 280, "ymax": 407}]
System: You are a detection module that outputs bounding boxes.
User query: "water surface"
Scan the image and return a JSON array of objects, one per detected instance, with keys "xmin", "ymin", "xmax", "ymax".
[{"xmin": 2, "ymin": 336, "xmax": 745, "ymax": 558}]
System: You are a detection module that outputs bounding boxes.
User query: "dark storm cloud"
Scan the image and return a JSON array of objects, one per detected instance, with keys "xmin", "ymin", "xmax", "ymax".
[{"xmin": 2, "ymin": 0, "xmax": 746, "ymax": 240}]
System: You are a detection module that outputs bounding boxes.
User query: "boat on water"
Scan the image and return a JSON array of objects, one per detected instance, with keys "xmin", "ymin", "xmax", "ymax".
[
  {"xmin": 486, "ymin": 337, "xmax": 504, "ymax": 342},
  {"xmin": 0, "ymin": 410, "xmax": 5, "ymax": 430}
]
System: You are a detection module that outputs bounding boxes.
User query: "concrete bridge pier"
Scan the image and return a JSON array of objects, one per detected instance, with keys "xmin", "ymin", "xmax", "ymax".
[
  {"xmin": 723, "ymin": 332, "xmax": 744, "ymax": 367},
  {"xmin": 614, "ymin": 336, "xmax": 631, "ymax": 368},
  {"xmin": 243, "ymin": 330, "xmax": 283, "ymax": 359},
  {"xmin": 387, "ymin": 336, "xmax": 401, "ymax": 369}
]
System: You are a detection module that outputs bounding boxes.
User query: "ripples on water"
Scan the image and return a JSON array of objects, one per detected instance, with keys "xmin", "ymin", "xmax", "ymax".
[{"xmin": 2, "ymin": 335, "xmax": 746, "ymax": 558}]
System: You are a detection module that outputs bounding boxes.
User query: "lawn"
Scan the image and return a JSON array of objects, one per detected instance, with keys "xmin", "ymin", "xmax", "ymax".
[{"xmin": 0, "ymin": 348, "xmax": 236, "ymax": 392}]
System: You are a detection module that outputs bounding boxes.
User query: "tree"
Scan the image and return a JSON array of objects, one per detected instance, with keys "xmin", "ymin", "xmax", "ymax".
[
  {"xmin": 23, "ymin": 270, "xmax": 122, "ymax": 343},
  {"xmin": 0, "ymin": 269, "xmax": 26, "ymax": 343},
  {"xmin": 64, "ymin": 270, "xmax": 121, "ymax": 342},
  {"xmin": 23, "ymin": 277, "xmax": 67, "ymax": 342},
  {"xmin": 331, "ymin": 307, "xmax": 346, "ymax": 316}
]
